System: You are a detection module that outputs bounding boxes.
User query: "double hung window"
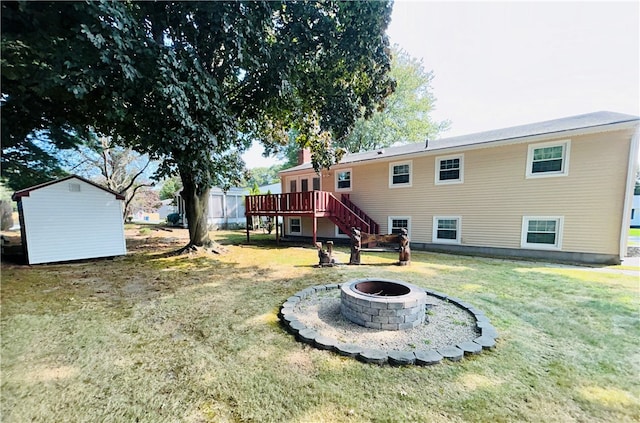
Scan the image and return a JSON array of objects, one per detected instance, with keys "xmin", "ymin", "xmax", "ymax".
[
  {"xmin": 526, "ymin": 140, "xmax": 570, "ymax": 178},
  {"xmin": 435, "ymin": 154, "xmax": 464, "ymax": 184},
  {"xmin": 389, "ymin": 161, "xmax": 412, "ymax": 188},
  {"xmin": 432, "ymin": 216, "xmax": 461, "ymax": 244},
  {"xmin": 521, "ymin": 217, "xmax": 563, "ymax": 249},
  {"xmin": 336, "ymin": 169, "xmax": 352, "ymax": 191}
]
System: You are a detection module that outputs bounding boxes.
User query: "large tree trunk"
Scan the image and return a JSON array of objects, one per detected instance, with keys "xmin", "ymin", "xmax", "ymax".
[{"xmin": 178, "ymin": 170, "xmax": 212, "ymax": 249}]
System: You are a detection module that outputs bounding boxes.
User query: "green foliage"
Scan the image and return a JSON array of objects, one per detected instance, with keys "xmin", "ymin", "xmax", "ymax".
[
  {"xmin": 2, "ymin": 1, "xmax": 395, "ymax": 245},
  {"xmin": 1, "ymin": 2, "xmax": 142, "ymax": 190},
  {"xmin": 246, "ymin": 165, "xmax": 283, "ymax": 187},
  {"xmin": 159, "ymin": 177, "xmax": 182, "ymax": 201},
  {"xmin": 248, "ymin": 182, "xmax": 261, "ymax": 196},
  {"xmin": 342, "ymin": 46, "xmax": 450, "ymax": 153}
]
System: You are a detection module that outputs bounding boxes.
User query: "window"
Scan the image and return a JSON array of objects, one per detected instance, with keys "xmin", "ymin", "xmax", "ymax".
[
  {"xmin": 289, "ymin": 217, "xmax": 302, "ymax": 235},
  {"xmin": 432, "ymin": 216, "xmax": 461, "ymax": 244},
  {"xmin": 389, "ymin": 161, "xmax": 412, "ymax": 187},
  {"xmin": 289, "ymin": 179, "xmax": 297, "ymax": 193},
  {"xmin": 301, "ymin": 178, "xmax": 309, "ymax": 192},
  {"xmin": 521, "ymin": 217, "xmax": 563, "ymax": 250},
  {"xmin": 336, "ymin": 169, "xmax": 352, "ymax": 191},
  {"xmin": 526, "ymin": 140, "xmax": 570, "ymax": 178},
  {"xmin": 435, "ymin": 154, "xmax": 464, "ymax": 184},
  {"xmin": 388, "ymin": 216, "xmax": 411, "ymax": 235},
  {"xmin": 335, "ymin": 225, "xmax": 349, "ymax": 238},
  {"xmin": 312, "ymin": 177, "xmax": 320, "ymax": 191}
]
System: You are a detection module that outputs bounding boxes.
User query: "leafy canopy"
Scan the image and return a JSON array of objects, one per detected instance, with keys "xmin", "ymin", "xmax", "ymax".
[
  {"xmin": 342, "ymin": 46, "xmax": 450, "ymax": 153},
  {"xmin": 2, "ymin": 1, "xmax": 395, "ymax": 246}
]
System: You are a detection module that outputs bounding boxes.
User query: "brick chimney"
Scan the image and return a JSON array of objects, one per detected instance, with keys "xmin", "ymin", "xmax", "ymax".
[{"xmin": 297, "ymin": 148, "xmax": 311, "ymax": 165}]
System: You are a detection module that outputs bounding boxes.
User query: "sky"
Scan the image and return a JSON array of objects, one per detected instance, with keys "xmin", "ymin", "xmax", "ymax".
[{"xmin": 242, "ymin": 0, "xmax": 640, "ymax": 168}]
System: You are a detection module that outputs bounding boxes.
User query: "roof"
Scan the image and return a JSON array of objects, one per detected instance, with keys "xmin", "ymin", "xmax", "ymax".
[
  {"xmin": 281, "ymin": 111, "xmax": 639, "ymax": 173},
  {"xmin": 12, "ymin": 175, "xmax": 126, "ymax": 201}
]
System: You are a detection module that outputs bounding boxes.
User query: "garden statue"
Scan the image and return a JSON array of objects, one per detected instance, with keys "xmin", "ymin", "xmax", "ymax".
[
  {"xmin": 349, "ymin": 227, "xmax": 362, "ymax": 265},
  {"xmin": 316, "ymin": 241, "xmax": 334, "ymax": 266},
  {"xmin": 398, "ymin": 227, "xmax": 411, "ymax": 265}
]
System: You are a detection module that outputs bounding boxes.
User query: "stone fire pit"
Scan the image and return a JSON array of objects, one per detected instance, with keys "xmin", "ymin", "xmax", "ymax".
[
  {"xmin": 340, "ymin": 279, "xmax": 427, "ymax": 330},
  {"xmin": 278, "ymin": 280, "xmax": 498, "ymax": 366}
]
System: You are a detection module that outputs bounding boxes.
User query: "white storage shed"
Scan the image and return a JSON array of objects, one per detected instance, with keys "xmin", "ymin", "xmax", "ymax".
[{"xmin": 12, "ymin": 175, "xmax": 127, "ymax": 264}]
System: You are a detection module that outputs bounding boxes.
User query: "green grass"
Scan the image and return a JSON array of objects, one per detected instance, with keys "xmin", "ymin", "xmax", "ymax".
[
  {"xmin": 630, "ymin": 228, "xmax": 640, "ymax": 237},
  {"xmin": 1, "ymin": 229, "xmax": 639, "ymax": 422}
]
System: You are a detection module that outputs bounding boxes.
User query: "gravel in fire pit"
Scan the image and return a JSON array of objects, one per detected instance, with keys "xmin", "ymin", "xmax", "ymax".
[{"xmin": 292, "ymin": 289, "xmax": 479, "ymax": 351}]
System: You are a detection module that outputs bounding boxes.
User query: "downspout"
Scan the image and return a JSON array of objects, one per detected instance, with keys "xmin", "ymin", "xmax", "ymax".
[{"xmin": 620, "ymin": 126, "xmax": 640, "ymax": 262}]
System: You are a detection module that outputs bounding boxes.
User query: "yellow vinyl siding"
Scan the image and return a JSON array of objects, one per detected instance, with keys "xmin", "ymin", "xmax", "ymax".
[{"xmin": 321, "ymin": 128, "xmax": 633, "ymax": 256}]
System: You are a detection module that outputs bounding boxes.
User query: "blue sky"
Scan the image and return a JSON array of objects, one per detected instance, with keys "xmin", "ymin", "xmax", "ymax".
[{"xmin": 242, "ymin": 0, "xmax": 639, "ymax": 168}]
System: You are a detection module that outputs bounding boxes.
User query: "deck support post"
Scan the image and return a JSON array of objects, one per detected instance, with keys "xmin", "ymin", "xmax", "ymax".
[
  {"xmin": 276, "ymin": 213, "xmax": 279, "ymax": 245},
  {"xmin": 312, "ymin": 192, "xmax": 317, "ymax": 246},
  {"xmin": 313, "ymin": 215, "xmax": 317, "ymax": 246}
]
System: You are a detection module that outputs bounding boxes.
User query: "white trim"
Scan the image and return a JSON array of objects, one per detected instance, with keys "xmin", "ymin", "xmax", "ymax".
[
  {"xmin": 526, "ymin": 140, "xmax": 571, "ymax": 179},
  {"xmin": 387, "ymin": 216, "xmax": 411, "ymax": 236},
  {"xmin": 288, "ymin": 217, "xmax": 302, "ymax": 235},
  {"xmin": 334, "ymin": 225, "xmax": 350, "ymax": 238},
  {"xmin": 335, "ymin": 168, "xmax": 352, "ymax": 192},
  {"xmin": 621, "ymin": 127, "xmax": 640, "ymax": 259},
  {"xmin": 521, "ymin": 216, "xmax": 564, "ymax": 250},
  {"xmin": 389, "ymin": 160, "xmax": 412, "ymax": 188},
  {"xmin": 435, "ymin": 154, "xmax": 464, "ymax": 185},
  {"xmin": 432, "ymin": 216, "xmax": 462, "ymax": 244}
]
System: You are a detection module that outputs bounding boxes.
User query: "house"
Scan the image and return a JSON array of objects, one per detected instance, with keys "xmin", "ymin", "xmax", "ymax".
[
  {"xmin": 245, "ymin": 111, "xmax": 639, "ymax": 264},
  {"xmin": 631, "ymin": 195, "xmax": 640, "ymax": 228},
  {"xmin": 12, "ymin": 175, "xmax": 127, "ymax": 264},
  {"xmin": 176, "ymin": 183, "xmax": 282, "ymax": 229}
]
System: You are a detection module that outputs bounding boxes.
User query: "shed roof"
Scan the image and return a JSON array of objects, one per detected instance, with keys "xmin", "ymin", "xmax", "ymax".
[
  {"xmin": 281, "ymin": 111, "xmax": 639, "ymax": 173},
  {"xmin": 12, "ymin": 175, "xmax": 126, "ymax": 201}
]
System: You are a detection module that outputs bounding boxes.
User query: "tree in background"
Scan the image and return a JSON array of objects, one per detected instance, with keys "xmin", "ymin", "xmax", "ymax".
[
  {"xmin": 159, "ymin": 176, "xmax": 183, "ymax": 202},
  {"xmin": 245, "ymin": 165, "xmax": 283, "ymax": 188},
  {"xmin": 66, "ymin": 135, "xmax": 155, "ymax": 219},
  {"xmin": 128, "ymin": 189, "xmax": 162, "ymax": 217},
  {"xmin": 2, "ymin": 1, "xmax": 394, "ymax": 252},
  {"xmin": 342, "ymin": 46, "xmax": 449, "ymax": 153}
]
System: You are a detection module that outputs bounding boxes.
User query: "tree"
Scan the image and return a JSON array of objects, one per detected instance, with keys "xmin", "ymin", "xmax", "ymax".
[
  {"xmin": 128, "ymin": 188, "xmax": 161, "ymax": 216},
  {"xmin": 342, "ymin": 46, "xmax": 449, "ymax": 153},
  {"xmin": 159, "ymin": 176, "xmax": 183, "ymax": 201},
  {"xmin": 1, "ymin": 2, "xmax": 139, "ymax": 190},
  {"xmin": 2, "ymin": 1, "xmax": 394, "ymax": 252},
  {"xmin": 246, "ymin": 165, "xmax": 283, "ymax": 188},
  {"xmin": 64, "ymin": 135, "xmax": 155, "ymax": 219}
]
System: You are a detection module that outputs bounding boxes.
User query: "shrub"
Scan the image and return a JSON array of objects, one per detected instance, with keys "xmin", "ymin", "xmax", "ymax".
[{"xmin": 167, "ymin": 213, "xmax": 181, "ymax": 225}]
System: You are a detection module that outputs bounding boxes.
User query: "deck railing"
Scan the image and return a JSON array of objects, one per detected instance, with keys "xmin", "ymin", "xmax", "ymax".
[{"xmin": 245, "ymin": 191, "xmax": 373, "ymax": 234}]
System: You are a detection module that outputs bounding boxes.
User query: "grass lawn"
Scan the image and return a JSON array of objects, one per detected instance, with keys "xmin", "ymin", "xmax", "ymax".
[{"xmin": 1, "ymin": 227, "xmax": 638, "ymax": 422}]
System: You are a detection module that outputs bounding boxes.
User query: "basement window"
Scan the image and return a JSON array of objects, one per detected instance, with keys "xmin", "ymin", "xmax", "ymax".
[{"xmin": 521, "ymin": 216, "xmax": 563, "ymax": 250}]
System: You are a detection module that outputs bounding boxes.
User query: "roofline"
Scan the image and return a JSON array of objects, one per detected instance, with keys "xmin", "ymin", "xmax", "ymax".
[
  {"xmin": 279, "ymin": 118, "xmax": 640, "ymax": 174},
  {"xmin": 12, "ymin": 174, "xmax": 126, "ymax": 201}
]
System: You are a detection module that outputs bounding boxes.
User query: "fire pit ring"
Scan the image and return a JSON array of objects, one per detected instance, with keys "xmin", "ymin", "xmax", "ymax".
[{"xmin": 341, "ymin": 278, "xmax": 427, "ymax": 330}]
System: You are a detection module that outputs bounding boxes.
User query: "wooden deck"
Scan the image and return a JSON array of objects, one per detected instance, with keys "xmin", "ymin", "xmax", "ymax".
[{"xmin": 244, "ymin": 191, "xmax": 379, "ymax": 244}]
